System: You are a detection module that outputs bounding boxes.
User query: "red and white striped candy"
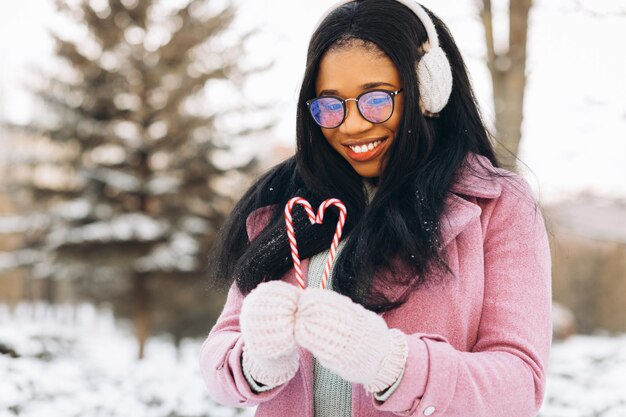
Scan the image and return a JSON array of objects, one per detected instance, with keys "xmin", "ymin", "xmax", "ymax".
[{"xmin": 284, "ymin": 197, "xmax": 347, "ymax": 289}]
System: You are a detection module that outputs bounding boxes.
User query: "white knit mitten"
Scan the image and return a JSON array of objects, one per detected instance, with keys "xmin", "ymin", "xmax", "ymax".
[
  {"xmin": 240, "ymin": 280, "xmax": 302, "ymax": 387},
  {"xmin": 295, "ymin": 288, "xmax": 408, "ymax": 393}
]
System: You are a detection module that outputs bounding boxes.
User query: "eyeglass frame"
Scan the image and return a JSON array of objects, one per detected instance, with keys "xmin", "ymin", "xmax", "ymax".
[{"xmin": 306, "ymin": 88, "xmax": 404, "ymax": 129}]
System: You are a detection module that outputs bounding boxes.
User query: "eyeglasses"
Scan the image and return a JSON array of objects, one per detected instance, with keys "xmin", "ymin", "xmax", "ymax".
[{"xmin": 306, "ymin": 88, "xmax": 403, "ymax": 129}]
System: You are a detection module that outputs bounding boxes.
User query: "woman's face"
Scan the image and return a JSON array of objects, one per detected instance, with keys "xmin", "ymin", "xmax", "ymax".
[{"xmin": 315, "ymin": 44, "xmax": 404, "ymax": 178}]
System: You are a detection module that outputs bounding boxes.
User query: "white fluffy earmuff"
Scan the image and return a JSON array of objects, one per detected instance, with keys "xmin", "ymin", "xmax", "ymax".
[{"xmin": 312, "ymin": 0, "xmax": 453, "ymax": 116}]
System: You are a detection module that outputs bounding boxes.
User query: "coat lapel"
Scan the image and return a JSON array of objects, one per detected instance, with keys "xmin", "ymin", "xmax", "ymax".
[
  {"xmin": 440, "ymin": 193, "xmax": 483, "ymax": 248},
  {"xmin": 441, "ymin": 153, "xmax": 503, "ymax": 247}
]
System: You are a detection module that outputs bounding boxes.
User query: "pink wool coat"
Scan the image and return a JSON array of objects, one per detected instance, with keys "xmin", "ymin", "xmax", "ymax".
[{"xmin": 199, "ymin": 153, "xmax": 552, "ymax": 417}]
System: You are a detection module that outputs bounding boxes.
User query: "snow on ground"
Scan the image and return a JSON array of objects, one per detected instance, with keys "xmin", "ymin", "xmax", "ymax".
[
  {"xmin": 1, "ymin": 303, "xmax": 625, "ymax": 417},
  {"xmin": 0, "ymin": 303, "xmax": 254, "ymax": 417},
  {"xmin": 541, "ymin": 334, "xmax": 626, "ymax": 417}
]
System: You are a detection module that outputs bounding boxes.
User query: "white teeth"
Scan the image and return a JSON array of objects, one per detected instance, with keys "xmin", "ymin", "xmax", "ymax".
[{"xmin": 349, "ymin": 140, "xmax": 382, "ymax": 154}]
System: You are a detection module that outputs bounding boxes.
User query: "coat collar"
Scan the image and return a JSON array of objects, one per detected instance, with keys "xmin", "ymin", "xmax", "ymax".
[{"xmin": 449, "ymin": 152, "xmax": 502, "ymax": 199}]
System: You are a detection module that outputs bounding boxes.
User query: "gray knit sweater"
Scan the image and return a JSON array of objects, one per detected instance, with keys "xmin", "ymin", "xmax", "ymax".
[{"xmin": 306, "ymin": 239, "xmax": 353, "ymax": 417}]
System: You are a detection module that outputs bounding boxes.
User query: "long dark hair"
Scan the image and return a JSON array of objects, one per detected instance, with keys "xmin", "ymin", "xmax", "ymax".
[{"xmin": 209, "ymin": 0, "xmax": 505, "ymax": 311}]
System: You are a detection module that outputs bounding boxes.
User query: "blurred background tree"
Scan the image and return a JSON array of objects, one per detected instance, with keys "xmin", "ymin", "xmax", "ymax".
[
  {"xmin": 478, "ymin": 0, "xmax": 533, "ymax": 169},
  {"xmin": 4, "ymin": 0, "xmax": 271, "ymax": 359}
]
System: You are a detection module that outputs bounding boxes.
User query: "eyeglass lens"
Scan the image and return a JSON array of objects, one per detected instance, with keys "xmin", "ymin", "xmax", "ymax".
[{"xmin": 309, "ymin": 91, "xmax": 394, "ymax": 128}]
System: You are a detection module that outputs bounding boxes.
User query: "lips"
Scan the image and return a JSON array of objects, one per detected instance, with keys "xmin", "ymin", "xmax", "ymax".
[{"xmin": 343, "ymin": 137, "xmax": 388, "ymax": 162}]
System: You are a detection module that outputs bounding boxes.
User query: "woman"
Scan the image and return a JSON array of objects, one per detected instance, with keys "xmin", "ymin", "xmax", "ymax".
[{"xmin": 199, "ymin": 1, "xmax": 552, "ymax": 416}]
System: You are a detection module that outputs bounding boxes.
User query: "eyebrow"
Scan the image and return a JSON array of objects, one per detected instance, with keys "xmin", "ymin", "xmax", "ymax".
[{"xmin": 319, "ymin": 82, "xmax": 398, "ymax": 96}]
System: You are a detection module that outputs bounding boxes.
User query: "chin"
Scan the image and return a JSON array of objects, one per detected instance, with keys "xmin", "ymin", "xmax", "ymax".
[{"xmin": 353, "ymin": 165, "xmax": 381, "ymax": 178}]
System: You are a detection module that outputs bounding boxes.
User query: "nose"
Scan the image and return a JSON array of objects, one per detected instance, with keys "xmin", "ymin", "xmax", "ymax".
[{"xmin": 339, "ymin": 99, "xmax": 371, "ymax": 135}]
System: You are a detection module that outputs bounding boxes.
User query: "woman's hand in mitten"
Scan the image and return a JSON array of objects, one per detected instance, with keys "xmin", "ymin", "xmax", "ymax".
[
  {"xmin": 240, "ymin": 280, "xmax": 302, "ymax": 388},
  {"xmin": 294, "ymin": 288, "xmax": 408, "ymax": 393}
]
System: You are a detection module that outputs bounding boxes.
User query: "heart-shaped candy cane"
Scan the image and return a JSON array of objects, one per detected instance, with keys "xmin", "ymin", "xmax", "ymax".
[{"xmin": 284, "ymin": 197, "xmax": 347, "ymax": 289}]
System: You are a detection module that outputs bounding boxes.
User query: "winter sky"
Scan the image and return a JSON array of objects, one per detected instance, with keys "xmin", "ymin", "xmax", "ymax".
[{"xmin": 1, "ymin": 0, "xmax": 625, "ymax": 203}]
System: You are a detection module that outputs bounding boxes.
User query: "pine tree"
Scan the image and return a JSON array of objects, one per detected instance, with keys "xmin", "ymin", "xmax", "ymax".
[{"xmin": 22, "ymin": 0, "xmax": 270, "ymax": 358}]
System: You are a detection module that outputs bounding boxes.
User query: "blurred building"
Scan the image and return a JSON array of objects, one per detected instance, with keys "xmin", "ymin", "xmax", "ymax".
[
  {"xmin": 545, "ymin": 195, "xmax": 626, "ymax": 333},
  {"xmin": 0, "ymin": 125, "xmax": 79, "ymax": 309}
]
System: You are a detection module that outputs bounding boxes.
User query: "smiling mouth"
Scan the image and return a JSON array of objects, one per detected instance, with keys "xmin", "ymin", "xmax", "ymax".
[
  {"xmin": 347, "ymin": 139, "xmax": 384, "ymax": 154},
  {"xmin": 343, "ymin": 137, "xmax": 388, "ymax": 162}
]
